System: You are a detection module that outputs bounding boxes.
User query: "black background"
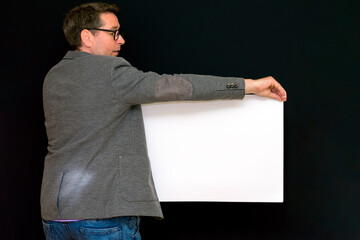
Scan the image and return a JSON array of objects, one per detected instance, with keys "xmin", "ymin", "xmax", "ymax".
[{"xmin": 1, "ymin": 0, "xmax": 359, "ymax": 239}]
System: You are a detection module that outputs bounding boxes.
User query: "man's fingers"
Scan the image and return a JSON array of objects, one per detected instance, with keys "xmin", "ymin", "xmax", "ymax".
[
  {"xmin": 270, "ymin": 79, "xmax": 287, "ymax": 101},
  {"xmin": 269, "ymin": 91, "xmax": 283, "ymax": 101}
]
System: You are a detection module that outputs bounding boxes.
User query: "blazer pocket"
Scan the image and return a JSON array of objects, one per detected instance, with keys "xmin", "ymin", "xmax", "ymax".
[{"xmin": 119, "ymin": 155, "xmax": 158, "ymax": 202}]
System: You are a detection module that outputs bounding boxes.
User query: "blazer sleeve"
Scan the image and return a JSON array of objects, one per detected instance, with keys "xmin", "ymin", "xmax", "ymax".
[{"xmin": 111, "ymin": 57, "xmax": 245, "ymax": 105}]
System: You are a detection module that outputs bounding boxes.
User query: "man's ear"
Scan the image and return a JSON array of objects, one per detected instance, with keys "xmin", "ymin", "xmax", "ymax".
[{"xmin": 80, "ymin": 29, "xmax": 93, "ymax": 48}]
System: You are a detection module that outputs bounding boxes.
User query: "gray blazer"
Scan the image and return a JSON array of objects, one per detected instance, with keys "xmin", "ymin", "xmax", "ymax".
[{"xmin": 41, "ymin": 51, "xmax": 245, "ymax": 220}]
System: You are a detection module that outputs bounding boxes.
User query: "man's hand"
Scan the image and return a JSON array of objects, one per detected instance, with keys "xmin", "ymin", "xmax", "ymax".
[{"xmin": 245, "ymin": 76, "xmax": 287, "ymax": 102}]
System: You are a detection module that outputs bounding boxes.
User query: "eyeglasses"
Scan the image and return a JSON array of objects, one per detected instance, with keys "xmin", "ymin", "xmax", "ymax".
[{"xmin": 86, "ymin": 28, "xmax": 123, "ymax": 41}]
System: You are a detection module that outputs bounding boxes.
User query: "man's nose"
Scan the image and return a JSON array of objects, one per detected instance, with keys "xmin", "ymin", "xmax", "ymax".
[{"xmin": 117, "ymin": 35, "xmax": 125, "ymax": 45}]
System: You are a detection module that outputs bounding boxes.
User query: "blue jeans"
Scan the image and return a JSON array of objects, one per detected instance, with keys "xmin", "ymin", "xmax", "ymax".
[{"xmin": 42, "ymin": 216, "xmax": 141, "ymax": 240}]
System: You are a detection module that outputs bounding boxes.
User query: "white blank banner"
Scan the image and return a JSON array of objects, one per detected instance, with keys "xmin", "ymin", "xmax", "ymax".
[{"xmin": 142, "ymin": 95, "xmax": 283, "ymax": 202}]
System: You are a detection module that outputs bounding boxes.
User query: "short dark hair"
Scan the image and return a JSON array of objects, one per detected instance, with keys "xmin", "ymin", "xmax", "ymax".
[{"xmin": 63, "ymin": 2, "xmax": 119, "ymax": 50}]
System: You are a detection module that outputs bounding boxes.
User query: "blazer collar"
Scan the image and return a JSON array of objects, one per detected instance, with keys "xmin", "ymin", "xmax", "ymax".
[{"xmin": 63, "ymin": 51, "xmax": 92, "ymax": 59}]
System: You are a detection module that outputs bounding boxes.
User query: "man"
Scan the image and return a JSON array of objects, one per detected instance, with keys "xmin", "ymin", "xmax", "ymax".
[{"xmin": 41, "ymin": 2, "xmax": 287, "ymax": 240}]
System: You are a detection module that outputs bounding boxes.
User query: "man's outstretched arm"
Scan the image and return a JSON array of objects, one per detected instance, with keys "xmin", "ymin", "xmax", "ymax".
[{"xmin": 245, "ymin": 76, "xmax": 287, "ymax": 102}]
